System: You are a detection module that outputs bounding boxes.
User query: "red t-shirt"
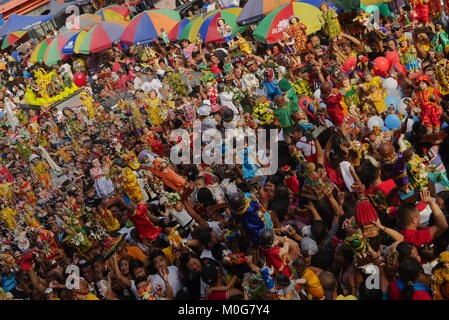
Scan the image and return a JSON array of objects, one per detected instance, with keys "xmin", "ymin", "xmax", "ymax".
[
  {"xmin": 400, "ymin": 228, "xmax": 432, "ymax": 247},
  {"xmin": 260, "ymin": 247, "xmax": 292, "ymax": 278},
  {"xmin": 388, "ymin": 281, "xmax": 432, "ymax": 300}
]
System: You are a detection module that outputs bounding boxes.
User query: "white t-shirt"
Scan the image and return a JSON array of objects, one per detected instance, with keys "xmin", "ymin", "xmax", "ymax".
[
  {"xmin": 142, "ymin": 78, "xmax": 163, "ymax": 96},
  {"xmin": 149, "ymin": 266, "xmax": 183, "ymax": 297}
]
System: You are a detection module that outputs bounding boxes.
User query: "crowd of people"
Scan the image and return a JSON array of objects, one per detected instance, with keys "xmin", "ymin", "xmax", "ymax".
[{"xmin": 1, "ymin": 0, "xmax": 449, "ymax": 301}]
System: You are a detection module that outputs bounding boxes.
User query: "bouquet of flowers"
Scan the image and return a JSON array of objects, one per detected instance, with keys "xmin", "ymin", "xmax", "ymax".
[
  {"xmin": 225, "ymin": 86, "xmax": 245, "ymax": 106},
  {"xmin": 292, "ymin": 78, "xmax": 313, "ymax": 97},
  {"xmin": 252, "ymin": 98, "xmax": 274, "ymax": 125}
]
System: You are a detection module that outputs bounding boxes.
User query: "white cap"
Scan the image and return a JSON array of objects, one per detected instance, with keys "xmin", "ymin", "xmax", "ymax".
[{"xmin": 197, "ymin": 105, "xmax": 211, "ymax": 116}]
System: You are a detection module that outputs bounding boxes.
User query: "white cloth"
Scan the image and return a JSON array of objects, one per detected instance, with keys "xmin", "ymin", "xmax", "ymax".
[
  {"xmin": 340, "ymin": 161, "xmax": 355, "ymax": 192},
  {"xmin": 169, "ymin": 208, "xmax": 194, "ymax": 228},
  {"xmin": 149, "ymin": 266, "xmax": 183, "ymax": 297},
  {"xmin": 296, "ymin": 138, "xmax": 316, "ymax": 157},
  {"xmin": 4, "ymin": 98, "xmax": 19, "ymax": 131},
  {"xmin": 38, "ymin": 145, "xmax": 63, "ymax": 174}
]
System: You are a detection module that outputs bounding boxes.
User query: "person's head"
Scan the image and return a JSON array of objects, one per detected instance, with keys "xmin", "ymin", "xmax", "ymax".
[
  {"xmin": 151, "ymin": 250, "xmax": 169, "ymax": 272},
  {"xmin": 319, "ymin": 3, "xmax": 329, "ymax": 12},
  {"xmin": 80, "ymin": 261, "xmax": 95, "ymax": 282},
  {"xmin": 148, "ymin": 90, "xmax": 157, "ymax": 99},
  {"xmin": 397, "ymin": 203, "xmax": 420, "ymax": 230},
  {"xmin": 217, "ymin": 18, "xmax": 225, "ymax": 27},
  {"xmin": 398, "ymin": 257, "xmax": 421, "ymax": 300},
  {"xmin": 436, "ymin": 191, "xmax": 449, "ymax": 211},
  {"xmin": 274, "ymin": 273, "xmax": 291, "ymax": 290},
  {"xmin": 119, "ymin": 256, "xmax": 132, "ymax": 276},
  {"xmin": 391, "ymin": 23, "xmax": 403, "ymax": 38},
  {"xmin": 378, "ymin": 142, "xmax": 396, "ymax": 162},
  {"xmin": 130, "ymin": 259, "xmax": 146, "ymax": 279},
  {"xmin": 334, "ymin": 243, "xmax": 354, "ymax": 266},
  {"xmin": 396, "ymin": 242, "xmax": 421, "ymax": 264},
  {"xmin": 197, "ymin": 187, "xmax": 217, "ymax": 208},
  {"xmin": 289, "ymin": 16, "xmax": 299, "ymax": 25},
  {"xmin": 92, "ymin": 254, "xmax": 106, "ymax": 277},
  {"xmin": 418, "ymin": 243, "xmax": 436, "ymax": 263},
  {"xmin": 181, "ymin": 252, "xmax": 202, "ymax": 274},
  {"xmin": 134, "ymin": 276, "xmax": 149, "ymax": 291},
  {"xmin": 192, "ymin": 226, "xmax": 218, "ymax": 249}
]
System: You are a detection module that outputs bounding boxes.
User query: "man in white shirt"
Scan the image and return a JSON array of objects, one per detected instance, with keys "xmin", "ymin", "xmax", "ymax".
[
  {"xmin": 148, "ymin": 251, "xmax": 183, "ymax": 297},
  {"xmin": 141, "ymin": 72, "xmax": 163, "ymax": 97}
]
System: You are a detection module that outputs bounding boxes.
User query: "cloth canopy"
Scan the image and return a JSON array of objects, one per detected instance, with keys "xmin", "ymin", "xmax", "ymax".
[
  {"xmin": 0, "ymin": 14, "xmax": 53, "ymax": 38},
  {"xmin": 47, "ymin": 0, "xmax": 76, "ymax": 17}
]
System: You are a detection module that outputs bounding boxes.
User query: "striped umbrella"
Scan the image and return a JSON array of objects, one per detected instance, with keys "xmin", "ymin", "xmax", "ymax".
[
  {"xmin": 77, "ymin": 21, "xmax": 128, "ymax": 54},
  {"xmin": 62, "ymin": 25, "xmax": 95, "ymax": 54},
  {"xmin": 43, "ymin": 32, "xmax": 76, "ymax": 66},
  {"xmin": 96, "ymin": 5, "xmax": 131, "ymax": 21},
  {"xmin": 197, "ymin": 7, "xmax": 248, "ymax": 43},
  {"xmin": 167, "ymin": 16, "xmax": 195, "ymax": 42},
  {"xmin": 236, "ymin": 0, "xmax": 294, "ymax": 26},
  {"xmin": 30, "ymin": 38, "xmax": 54, "ymax": 63},
  {"xmin": 178, "ymin": 13, "xmax": 209, "ymax": 43},
  {"xmin": 1, "ymin": 31, "xmax": 27, "ymax": 50},
  {"xmin": 121, "ymin": 9, "xmax": 181, "ymax": 45},
  {"xmin": 253, "ymin": 2, "xmax": 325, "ymax": 44}
]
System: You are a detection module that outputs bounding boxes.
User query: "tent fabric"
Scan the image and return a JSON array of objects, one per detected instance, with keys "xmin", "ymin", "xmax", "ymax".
[
  {"xmin": 47, "ymin": 0, "xmax": 76, "ymax": 17},
  {"xmin": 0, "ymin": 14, "xmax": 54, "ymax": 38}
]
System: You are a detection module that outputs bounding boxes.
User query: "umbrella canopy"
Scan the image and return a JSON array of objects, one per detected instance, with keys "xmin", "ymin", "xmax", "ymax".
[
  {"xmin": 197, "ymin": 7, "xmax": 248, "ymax": 43},
  {"xmin": 43, "ymin": 33, "xmax": 75, "ymax": 66},
  {"xmin": 179, "ymin": 14, "xmax": 208, "ymax": 43},
  {"xmin": 77, "ymin": 21, "xmax": 129, "ymax": 54},
  {"xmin": 0, "ymin": 14, "xmax": 53, "ymax": 38},
  {"xmin": 1, "ymin": 31, "xmax": 27, "ymax": 50},
  {"xmin": 62, "ymin": 25, "xmax": 95, "ymax": 54},
  {"xmin": 253, "ymin": 2, "xmax": 324, "ymax": 44},
  {"xmin": 30, "ymin": 38, "xmax": 54, "ymax": 63},
  {"xmin": 236, "ymin": 0, "xmax": 293, "ymax": 26},
  {"xmin": 71, "ymin": 14, "xmax": 102, "ymax": 30},
  {"xmin": 121, "ymin": 9, "xmax": 181, "ymax": 45},
  {"xmin": 96, "ymin": 5, "xmax": 131, "ymax": 21},
  {"xmin": 167, "ymin": 17, "xmax": 194, "ymax": 42}
]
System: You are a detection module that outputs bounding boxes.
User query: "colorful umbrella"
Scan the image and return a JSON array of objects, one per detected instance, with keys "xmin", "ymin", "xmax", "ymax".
[
  {"xmin": 121, "ymin": 9, "xmax": 180, "ymax": 45},
  {"xmin": 253, "ymin": 2, "xmax": 324, "ymax": 44},
  {"xmin": 71, "ymin": 14, "xmax": 102, "ymax": 30},
  {"xmin": 198, "ymin": 7, "xmax": 248, "ymax": 43},
  {"xmin": 43, "ymin": 32, "xmax": 76, "ymax": 66},
  {"xmin": 96, "ymin": 5, "xmax": 131, "ymax": 21},
  {"xmin": 167, "ymin": 16, "xmax": 194, "ymax": 42},
  {"xmin": 236, "ymin": 0, "xmax": 294, "ymax": 26},
  {"xmin": 30, "ymin": 38, "xmax": 54, "ymax": 63},
  {"xmin": 178, "ymin": 7, "xmax": 247, "ymax": 43},
  {"xmin": 77, "ymin": 21, "xmax": 129, "ymax": 54},
  {"xmin": 178, "ymin": 13, "xmax": 208, "ymax": 43},
  {"xmin": 62, "ymin": 25, "xmax": 95, "ymax": 54},
  {"xmin": 1, "ymin": 31, "xmax": 27, "ymax": 50}
]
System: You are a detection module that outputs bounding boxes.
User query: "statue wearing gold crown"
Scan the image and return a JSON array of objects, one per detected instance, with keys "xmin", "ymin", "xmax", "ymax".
[
  {"xmin": 80, "ymin": 91, "xmax": 96, "ymax": 122},
  {"xmin": 432, "ymin": 252, "xmax": 449, "ymax": 300}
]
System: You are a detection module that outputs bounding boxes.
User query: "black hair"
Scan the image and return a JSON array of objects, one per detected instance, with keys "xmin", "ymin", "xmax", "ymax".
[
  {"xmin": 129, "ymin": 259, "xmax": 145, "ymax": 277},
  {"xmin": 92, "ymin": 254, "xmax": 106, "ymax": 265},
  {"xmin": 134, "ymin": 276, "xmax": 148, "ymax": 287},
  {"xmin": 197, "ymin": 187, "xmax": 217, "ymax": 208},
  {"xmin": 191, "ymin": 227, "xmax": 213, "ymax": 247},
  {"xmin": 150, "ymin": 250, "xmax": 166, "ymax": 263},
  {"xmin": 311, "ymin": 220, "xmax": 328, "ymax": 242},
  {"xmin": 396, "ymin": 242, "xmax": 416, "ymax": 264},
  {"xmin": 398, "ymin": 257, "xmax": 421, "ymax": 300}
]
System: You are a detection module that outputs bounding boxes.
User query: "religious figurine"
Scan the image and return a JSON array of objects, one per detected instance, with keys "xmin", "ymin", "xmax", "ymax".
[
  {"xmin": 319, "ymin": 3, "xmax": 341, "ymax": 40},
  {"xmin": 278, "ymin": 31, "xmax": 301, "ymax": 66},
  {"xmin": 122, "ymin": 166, "xmax": 144, "ymax": 204},
  {"xmin": 300, "ymin": 162, "xmax": 335, "ymax": 201},
  {"xmin": 340, "ymin": 75, "xmax": 361, "ymax": 109},
  {"xmin": 90, "ymin": 158, "xmax": 115, "ymax": 199},
  {"xmin": 412, "ymin": 75, "xmax": 442, "ymax": 135},
  {"xmin": 433, "ymin": 54, "xmax": 449, "ymax": 96},
  {"xmin": 62, "ymin": 215, "xmax": 92, "ymax": 254},
  {"xmin": 288, "ymin": 16, "xmax": 308, "ymax": 54},
  {"xmin": 80, "ymin": 91, "xmax": 96, "ymax": 122},
  {"xmin": 97, "ymin": 207, "xmax": 120, "ymax": 233},
  {"xmin": 217, "ymin": 18, "xmax": 234, "ymax": 47},
  {"xmin": 30, "ymin": 154, "xmax": 52, "ymax": 189},
  {"xmin": 320, "ymin": 81, "xmax": 346, "ymax": 127},
  {"xmin": 342, "ymin": 217, "xmax": 374, "ymax": 268},
  {"xmin": 412, "ymin": 0, "xmax": 431, "ymax": 26},
  {"xmin": 432, "ymin": 251, "xmax": 449, "ymax": 300},
  {"xmin": 258, "ymin": 229, "xmax": 291, "ymax": 278},
  {"xmin": 378, "ymin": 142, "xmax": 414, "ymax": 199},
  {"xmin": 432, "ymin": 23, "xmax": 449, "ymax": 54},
  {"xmin": 235, "ymin": 33, "xmax": 253, "ymax": 56},
  {"xmin": 368, "ymin": 84, "xmax": 388, "ymax": 115},
  {"xmin": 398, "ymin": 37, "xmax": 421, "ymax": 74}
]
